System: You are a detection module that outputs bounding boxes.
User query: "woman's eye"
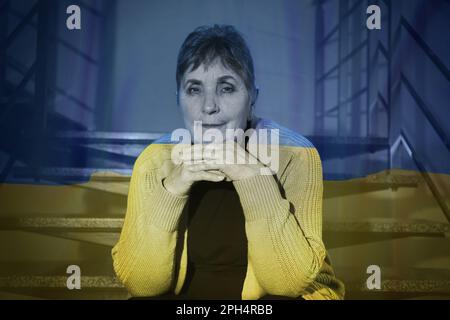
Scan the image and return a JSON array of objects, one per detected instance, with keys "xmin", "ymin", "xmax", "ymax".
[
  {"xmin": 187, "ymin": 87, "xmax": 200, "ymax": 95},
  {"xmin": 221, "ymin": 86, "xmax": 235, "ymax": 94}
]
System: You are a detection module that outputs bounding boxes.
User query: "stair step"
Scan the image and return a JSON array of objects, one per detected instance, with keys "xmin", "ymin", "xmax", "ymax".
[
  {"xmin": 0, "ymin": 217, "xmax": 123, "ymax": 231},
  {"xmin": 48, "ymin": 232, "xmax": 119, "ymax": 247},
  {"xmin": 46, "ymin": 131, "xmax": 389, "ymax": 147},
  {"xmin": 0, "ymin": 291, "xmax": 45, "ymax": 300},
  {"xmin": 325, "ymin": 219, "xmax": 449, "ymax": 235},
  {"xmin": 11, "ymin": 167, "xmax": 132, "ymax": 183},
  {"xmin": 337, "ymin": 267, "xmax": 450, "ymax": 296},
  {"xmin": 3, "ymin": 130, "xmax": 392, "ymax": 186},
  {"xmin": 0, "ymin": 275, "xmax": 124, "ymax": 289},
  {"xmin": 310, "ymin": 136, "xmax": 389, "ymax": 160},
  {"xmin": 324, "ymin": 172, "xmax": 420, "ymax": 198},
  {"xmin": 1, "ymin": 217, "xmax": 447, "ymax": 248},
  {"xmin": 8, "ymin": 167, "xmax": 419, "ymax": 197},
  {"xmin": 347, "ymin": 279, "xmax": 450, "ymax": 295},
  {"xmin": 1, "ymin": 216, "xmax": 447, "ymax": 235},
  {"xmin": 33, "ymin": 131, "xmax": 391, "ymax": 163},
  {"xmin": 79, "ymin": 143, "xmax": 146, "ymax": 158},
  {"xmin": 329, "ymin": 237, "xmax": 450, "ymax": 272},
  {"xmin": 48, "ymin": 131, "xmax": 163, "ymax": 144},
  {"xmin": 1, "ymin": 272, "xmax": 449, "ymax": 296},
  {"xmin": 0, "ymin": 261, "xmax": 116, "ymax": 277},
  {"xmin": 74, "ymin": 180, "xmax": 130, "ymax": 196}
]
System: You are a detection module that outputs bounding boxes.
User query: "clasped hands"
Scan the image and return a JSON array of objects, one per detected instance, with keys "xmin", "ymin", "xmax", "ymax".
[{"xmin": 163, "ymin": 141, "xmax": 265, "ymax": 196}]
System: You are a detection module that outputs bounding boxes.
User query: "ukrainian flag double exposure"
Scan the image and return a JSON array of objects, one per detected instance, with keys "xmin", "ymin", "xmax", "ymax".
[{"xmin": 1, "ymin": 0, "xmax": 450, "ymax": 300}]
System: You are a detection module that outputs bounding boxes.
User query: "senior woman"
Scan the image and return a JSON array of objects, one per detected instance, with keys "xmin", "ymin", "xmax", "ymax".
[{"xmin": 112, "ymin": 25, "xmax": 344, "ymax": 300}]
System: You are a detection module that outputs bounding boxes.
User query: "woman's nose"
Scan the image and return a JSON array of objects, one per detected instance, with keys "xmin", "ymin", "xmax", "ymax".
[{"xmin": 202, "ymin": 93, "xmax": 219, "ymax": 114}]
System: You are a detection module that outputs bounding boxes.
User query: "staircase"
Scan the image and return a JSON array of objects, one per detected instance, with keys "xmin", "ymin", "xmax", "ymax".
[
  {"xmin": 0, "ymin": 131, "xmax": 449, "ymax": 299},
  {"xmin": 1, "ymin": 0, "xmax": 450, "ymax": 300}
]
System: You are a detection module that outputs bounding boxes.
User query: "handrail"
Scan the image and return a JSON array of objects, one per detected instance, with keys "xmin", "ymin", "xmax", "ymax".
[
  {"xmin": 6, "ymin": 56, "xmax": 95, "ymax": 113},
  {"xmin": 0, "ymin": 62, "xmax": 36, "ymax": 124},
  {"xmin": 370, "ymin": 41, "xmax": 389, "ymax": 67},
  {"xmin": 323, "ymin": 87, "xmax": 367, "ymax": 116},
  {"xmin": 319, "ymin": 0, "xmax": 363, "ymax": 47},
  {"xmin": 376, "ymin": 92, "xmax": 388, "ymax": 112},
  {"xmin": 368, "ymin": 92, "xmax": 389, "ymax": 114},
  {"xmin": 0, "ymin": 155, "xmax": 15, "ymax": 183},
  {"xmin": 316, "ymin": 10, "xmax": 450, "ymax": 151},
  {"xmin": 391, "ymin": 131, "xmax": 450, "ymax": 223},
  {"xmin": 400, "ymin": 18, "xmax": 450, "ymax": 83},
  {"xmin": 78, "ymin": 2, "xmax": 102, "ymax": 17},
  {"xmin": 400, "ymin": 73, "xmax": 450, "ymax": 153},
  {"xmin": 5, "ymin": 3, "xmax": 38, "ymax": 48},
  {"xmin": 317, "ymin": 40, "xmax": 368, "ymax": 82},
  {"xmin": 9, "ymin": 9, "xmax": 99, "ymax": 65},
  {"xmin": 318, "ymin": 13, "xmax": 450, "ymax": 85}
]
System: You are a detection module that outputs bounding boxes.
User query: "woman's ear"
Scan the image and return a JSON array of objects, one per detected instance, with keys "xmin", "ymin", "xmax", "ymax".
[
  {"xmin": 251, "ymin": 87, "xmax": 259, "ymax": 107},
  {"xmin": 247, "ymin": 103, "xmax": 255, "ymax": 122},
  {"xmin": 248, "ymin": 87, "xmax": 258, "ymax": 121},
  {"xmin": 175, "ymin": 90, "xmax": 179, "ymax": 105}
]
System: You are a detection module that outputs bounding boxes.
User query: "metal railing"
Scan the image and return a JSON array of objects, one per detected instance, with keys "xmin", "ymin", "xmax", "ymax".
[
  {"xmin": 314, "ymin": 0, "xmax": 450, "ymax": 221},
  {"xmin": 391, "ymin": 131, "xmax": 450, "ymax": 223},
  {"xmin": 0, "ymin": 0, "xmax": 103, "ymax": 182},
  {"xmin": 315, "ymin": 0, "xmax": 389, "ymax": 138}
]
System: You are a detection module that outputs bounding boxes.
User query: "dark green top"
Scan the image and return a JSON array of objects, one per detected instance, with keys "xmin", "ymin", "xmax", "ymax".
[{"xmin": 180, "ymin": 181, "xmax": 248, "ymax": 299}]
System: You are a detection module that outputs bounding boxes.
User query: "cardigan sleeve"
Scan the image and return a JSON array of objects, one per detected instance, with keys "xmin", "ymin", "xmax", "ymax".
[
  {"xmin": 111, "ymin": 145, "xmax": 188, "ymax": 297},
  {"xmin": 233, "ymin": 146, "xmax": 326, "ymax": 297}
]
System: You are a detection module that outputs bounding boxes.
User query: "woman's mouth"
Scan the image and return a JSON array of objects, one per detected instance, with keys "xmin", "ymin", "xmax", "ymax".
[{"xmin": 202, "ymin": 123, "xmax": 226, "ymax": 130}]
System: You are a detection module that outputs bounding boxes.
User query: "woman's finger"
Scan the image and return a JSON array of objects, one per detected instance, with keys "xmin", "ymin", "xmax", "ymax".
[
  {"xmin": 191, "ymin": 170, "xmax": 226, "ymax": 182},
  {"xmin": 185, "ymin": 162, "xmax": 224, "ymax": 172}
]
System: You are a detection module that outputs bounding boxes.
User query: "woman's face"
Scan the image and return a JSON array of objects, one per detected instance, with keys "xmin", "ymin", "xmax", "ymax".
[{"xmin": 178, "ymin": 58, "xmax": 252, "ymax": 142}]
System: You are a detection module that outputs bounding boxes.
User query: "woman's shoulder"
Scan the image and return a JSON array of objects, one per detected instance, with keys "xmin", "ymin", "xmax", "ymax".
[
  {"xmin": 134, "ymin": 134, "xmax": 175, "ymax": 170},
  {"xmin": 152, "ymin": 133, "xmax": 176, "ymax": 145},
  {"xmin": 252, "ymin": 118, "xmax": 321, "ymax": 175}
]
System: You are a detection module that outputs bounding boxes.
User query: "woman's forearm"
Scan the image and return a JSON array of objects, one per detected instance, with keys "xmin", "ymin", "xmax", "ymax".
[
  {"xmin": 112, "ymin": 168, "xmax": 188, "ymax": 297},
  {"xmin": 233, "ymin": 149, "xmax": 325, "ymax": 297}
]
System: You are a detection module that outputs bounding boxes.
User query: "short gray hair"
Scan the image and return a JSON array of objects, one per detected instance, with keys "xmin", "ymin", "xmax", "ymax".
[{"xmin": 176, "ymin": 24, "xmax": 257, "ymax": 102}]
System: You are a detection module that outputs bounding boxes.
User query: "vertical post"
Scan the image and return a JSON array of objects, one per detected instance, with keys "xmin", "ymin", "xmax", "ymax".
[
  {"xmin": 338, "ymin": 0, "xmax": 349, "ymax": 136},
  {"xmin": 337, "ymin": 1, "xmax": 342, "ymax": 136},
  {"xmin": 33, "ymin": 0, "xmax": 57, "ymax": 181},
  {"xmin": 387, "ymin": 0, "xmax": 392, "ymax": 170},
  {"xmin": 351, "ymin": 3, "xmax": 362, "ymax": 136},
  {"xmin": 1, "ymin": 1, "xmax": 16, "ymax": 184},
  {"xmin": 96, "ymin": 0, "xmax": 116, "ymax": 131},
  {"xmin": 366, "ymin": 0, "xmax": 371, "ymax": 137},
  {"xmin": 314, "ymin": 0, "xmax": 325, "ymax": 135},
  {"xmin": 0, "ymin": 0, "xmax": 9, "ymax": 99}
]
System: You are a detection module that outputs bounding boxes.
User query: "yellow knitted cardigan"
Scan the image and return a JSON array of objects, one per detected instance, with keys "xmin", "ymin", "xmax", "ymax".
[{"xmin": 112, "ymin": 143, "xmax": 345, "ymax": 300}]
